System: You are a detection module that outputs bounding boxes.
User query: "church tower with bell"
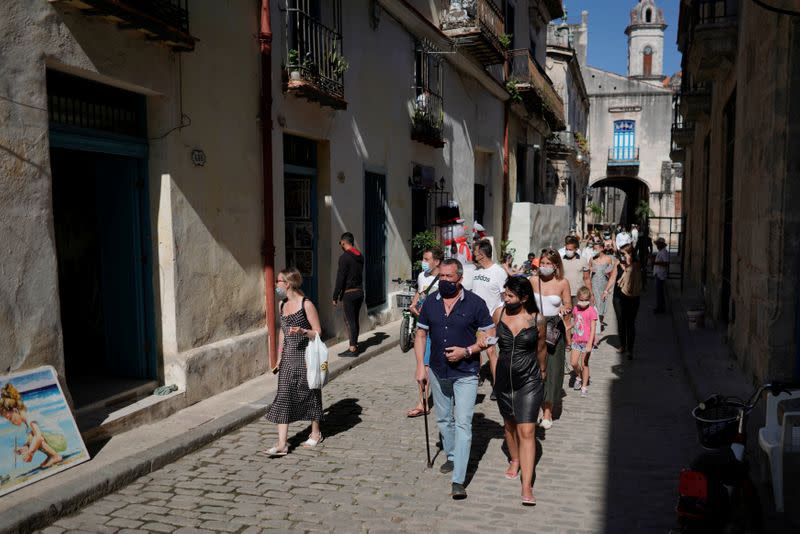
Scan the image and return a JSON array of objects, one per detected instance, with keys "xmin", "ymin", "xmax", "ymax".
[{"xmin": 625, "ymin": 0, "xmax": 667, "ymax": 80}]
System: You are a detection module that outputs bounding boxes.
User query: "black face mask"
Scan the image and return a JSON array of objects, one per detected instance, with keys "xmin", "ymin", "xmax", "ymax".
[
  {"xmin": 505, "ymin": 302, "xmax": 523, "ymax": 313},
  {"xmin": 438, "ymin": 280, "xmax": 459, "ymax": 298}
]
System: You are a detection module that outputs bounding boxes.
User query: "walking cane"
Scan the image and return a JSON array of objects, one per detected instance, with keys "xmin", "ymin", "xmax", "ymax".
[{"xmin": 420, "ymin": 382, "xmax": 433, "ymax": 468}]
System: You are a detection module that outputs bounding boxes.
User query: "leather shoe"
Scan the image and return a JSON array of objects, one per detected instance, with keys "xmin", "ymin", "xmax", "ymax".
[
  {"xmin": 451, "ymin": 482, "xmax": 467, "ymax": 500},
  {"xmin": 440, "ymin": 460, "xmax": 454, "ymax": 473}
]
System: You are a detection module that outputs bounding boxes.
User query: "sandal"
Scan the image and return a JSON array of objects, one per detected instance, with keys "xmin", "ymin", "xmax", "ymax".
[
  {"xmin": 264, "ymin": 445, "xmax": 288, "ymax": 457},
  {"xmin": 504, "ymin": 459, "xmax": 520, "ymax": 479},
  {"xmin": 406, "ymin": 406, "xmax": 429, "ymax": 418},
  {"xmin": 521, "ymin": 494, "xmax": 537, "ymax": 506},
  {"xmin": 301, "ymin": 433, "xmax": 323, "ymax": 448}
]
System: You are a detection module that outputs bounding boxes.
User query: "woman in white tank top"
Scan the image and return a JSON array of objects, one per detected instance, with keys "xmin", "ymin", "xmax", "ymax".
[{"xmin": 529, "ymin": 249, "xmax": 572, "ymax": 430}]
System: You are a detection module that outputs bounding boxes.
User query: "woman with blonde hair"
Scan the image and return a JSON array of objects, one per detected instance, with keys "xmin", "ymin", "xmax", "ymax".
[
  {"xmin": 529, "ymin": 249, "xmax": 572, "ymax": 430},
  {"xmin": 264, "ymin": 267, "xmax": 324, "ymax": 456}
]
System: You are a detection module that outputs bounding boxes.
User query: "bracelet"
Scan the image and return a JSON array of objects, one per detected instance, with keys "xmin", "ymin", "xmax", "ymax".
[{"xmin": 465, "ymin": 346, "xmax": 471, "ymax": 358}]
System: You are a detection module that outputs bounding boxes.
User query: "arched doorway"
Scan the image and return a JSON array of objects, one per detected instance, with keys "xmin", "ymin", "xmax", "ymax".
[{"xmin": 587, "ymin": 176, "xmax": 651, "ymax": 230}]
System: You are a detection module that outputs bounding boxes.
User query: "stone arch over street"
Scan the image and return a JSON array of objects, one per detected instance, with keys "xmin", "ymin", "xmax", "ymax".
[{"xmin": 588, "ymin": 176, "xmax": 651, "ymax": 227}]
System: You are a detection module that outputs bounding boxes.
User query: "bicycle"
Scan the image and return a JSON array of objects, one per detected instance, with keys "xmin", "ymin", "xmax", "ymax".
[
  {"xmin": 676, "ymin": 381, "xmax": 798, "ymax": 534},
  {"xmin": 392, "ymin": 277, "xmax": 417, "ymax": 353}
]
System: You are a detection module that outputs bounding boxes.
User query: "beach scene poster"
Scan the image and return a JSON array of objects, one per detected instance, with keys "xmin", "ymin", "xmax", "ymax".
[{"xmin": 0, "ymin": 366, "xmax": 89, "ymax": 497}]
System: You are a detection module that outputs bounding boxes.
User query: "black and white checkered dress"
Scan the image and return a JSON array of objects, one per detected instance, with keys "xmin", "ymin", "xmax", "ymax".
[{"xmin": 265, "ymin": 298, "xmax": 323, "ymax": 424}]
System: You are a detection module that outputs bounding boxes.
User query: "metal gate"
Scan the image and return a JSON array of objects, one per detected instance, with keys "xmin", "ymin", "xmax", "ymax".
[
  {"xmin": 649, "ymin": 216, "xmax": 683, "ymax": 281},
  {"xmin": 364, "ymin": 172, "xmax": 387, "ymax": 308}
]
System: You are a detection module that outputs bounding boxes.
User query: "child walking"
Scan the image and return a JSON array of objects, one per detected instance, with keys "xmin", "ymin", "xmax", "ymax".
[{"xmin": 570, "ymin": 286, "xmax": 598, "ymax": 397}]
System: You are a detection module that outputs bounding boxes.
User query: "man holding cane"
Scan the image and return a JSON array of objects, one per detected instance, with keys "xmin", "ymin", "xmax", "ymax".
[{"xmin": 414, "ymin": 259, "xmax": 495, "ymax": 500}]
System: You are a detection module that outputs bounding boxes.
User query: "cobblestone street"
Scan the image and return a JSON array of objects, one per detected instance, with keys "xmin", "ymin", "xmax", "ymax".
[{"xmin": 41, "ymin": 289, "xmax": 697, "ymax": 534}]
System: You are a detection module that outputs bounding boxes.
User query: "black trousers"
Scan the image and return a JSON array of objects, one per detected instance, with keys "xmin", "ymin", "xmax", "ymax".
[
  {"xmin": 615, "ymin": 294, "xmax": 640, "ymax": 352},
  {"xmin": 655, "ymin": 277, "xmax": 666, "ymax": 311},
  {"xmin": 342, "ymin": 289, "xmax": 363, "ymax": 347}
]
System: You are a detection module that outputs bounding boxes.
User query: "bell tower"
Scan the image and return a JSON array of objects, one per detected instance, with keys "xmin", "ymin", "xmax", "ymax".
[{"xmin": 625, "ymin": 0, "xmax": 667, "ymax": 79}]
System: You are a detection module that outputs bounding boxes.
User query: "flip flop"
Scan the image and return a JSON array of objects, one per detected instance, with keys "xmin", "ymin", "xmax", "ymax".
[
  {"xmin": 504, "ymin": 460, "xmax": 520, "ymax": 479},
  {"xmin": 406, "ymin": 407, "xmax": 429, "ymax": 418},
  {"xmin": 301, "ymin": 434, "xmax": 323, "ymax": 448},
  {"xmin": 521, "ymin": 495, "xmax": 537, "ymax": 506}
]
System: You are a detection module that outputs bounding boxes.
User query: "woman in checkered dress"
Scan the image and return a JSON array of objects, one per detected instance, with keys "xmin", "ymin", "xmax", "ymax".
[{"xmin": 265, "ymin": 268, "xmax": 323, "ymax": 456}]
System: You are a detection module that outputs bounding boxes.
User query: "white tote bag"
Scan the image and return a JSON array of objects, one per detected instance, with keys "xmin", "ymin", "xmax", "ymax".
[{"xmin": 305, "ymin": 334, "xmax": 329, "ymax": 389}]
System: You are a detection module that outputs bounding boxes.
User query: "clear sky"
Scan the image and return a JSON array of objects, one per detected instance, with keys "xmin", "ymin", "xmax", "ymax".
[{"xmin": 563, "ymin": 0, "xmax": 682, "ymax": 76}]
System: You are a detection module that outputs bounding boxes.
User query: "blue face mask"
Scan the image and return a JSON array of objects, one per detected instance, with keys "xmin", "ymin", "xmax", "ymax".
[
  {"xmin": 421, "ymin": 261, "xmax": 431, "ymax": 273},
  {"xmin": 275, "ymin": 286, "xmax": 287, "ymax": 300},
  {"xmin": 438, "ymin": 280, "xmax": 459, "ymax": 298}
]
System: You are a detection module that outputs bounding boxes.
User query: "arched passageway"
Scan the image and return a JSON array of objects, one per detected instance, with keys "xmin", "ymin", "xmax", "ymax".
[{"xmin": 587, "ymin": 176, "xmax": 650, "ymax": 229}]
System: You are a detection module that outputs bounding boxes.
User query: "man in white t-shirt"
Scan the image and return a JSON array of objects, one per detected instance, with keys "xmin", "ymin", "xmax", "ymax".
[
  {"xmin": 471, "ymin": 239, "xmax": 507, "ymax": 395},
  {"xmin": 652, "ymin": 237, "xmax": 669, "ymax": 313},
  {"xmin": 470, "ymin": 239, "xmax": 508, "ymax": 315}
]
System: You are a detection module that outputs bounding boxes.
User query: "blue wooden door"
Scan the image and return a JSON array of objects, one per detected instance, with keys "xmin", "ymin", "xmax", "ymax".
[
  {"xmin": 364, "ymin": 172, "xmax": 387, "ymax": 308},
  {"xmin": 94, "ymin": 154, "xmax": 149, "ymax": 378},
  {"xmin": 613, "ymin": 120, "xmax": 636, "ymax": 160}
]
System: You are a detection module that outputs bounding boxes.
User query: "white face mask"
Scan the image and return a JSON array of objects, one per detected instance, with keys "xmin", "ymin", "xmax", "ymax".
[
  {"xmin": 565, "ymin": 250, "xmax": 576, "ymax": 259},
  {"xmin": 539, "ymin": 265, "xmax": 555, "ymax": 277},
  {"xmin": 577, "ymin": 300, "xmax": 591, "ymax": 308}
]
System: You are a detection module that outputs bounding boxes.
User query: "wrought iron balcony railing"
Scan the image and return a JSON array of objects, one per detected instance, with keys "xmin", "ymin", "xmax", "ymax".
[
  {"xmin": 694, "ymin": 0, "xmax": 737, "ymax": 26},
  {"xmin": 51, "ymin": 0, "xmax": 195, "ymax": 51},
  {"xmin": 440, "ymin": 0, "xmax": 505, "ymax": 65},
  {"xmin": 411, "ymin": 89, "xmax": 445, "ymax": 148},
  {"xmin": 283, "ymin": 5, "xmax": 346, "ymax": 109},
  {"xmin": 608, "ymin": 147, "xmax": 640, "ymax": 164},
  {"xmin": 508, "ymin": 49, "xmax": 566, "ymax": 130},
  {"xmin": 546, "ymin": 131, "xmax": 589, "ymax": 160}
]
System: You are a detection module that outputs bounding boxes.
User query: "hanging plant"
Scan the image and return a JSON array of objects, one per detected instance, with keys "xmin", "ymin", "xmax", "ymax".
[
  {"xmin": 506, "ymin": 80, "xmax": 523, "ymax": 103},
  {"xmin": 498, "ymin": 33, "xmax": 513, "ymax": 49}
]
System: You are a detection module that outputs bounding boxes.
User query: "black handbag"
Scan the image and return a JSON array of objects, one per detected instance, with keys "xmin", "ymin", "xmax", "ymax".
[{"xmin": 539, "ymin": 277, "xmax": 563, "ymax": 347}]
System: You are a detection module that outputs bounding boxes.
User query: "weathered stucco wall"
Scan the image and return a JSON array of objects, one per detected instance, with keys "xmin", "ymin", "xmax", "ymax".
[
  {"xmin": 1, "ymin": 0, "xmax": 267, "ymax": 395},
  {"xmin": 271, "ymin": 0, "xmax": 506, "ymax": 339}
]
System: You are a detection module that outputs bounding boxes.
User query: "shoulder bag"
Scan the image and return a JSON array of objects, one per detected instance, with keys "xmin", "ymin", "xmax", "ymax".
[{"xmin": 538, "ymin": 277, "xmax": 563, "ymax": 348}]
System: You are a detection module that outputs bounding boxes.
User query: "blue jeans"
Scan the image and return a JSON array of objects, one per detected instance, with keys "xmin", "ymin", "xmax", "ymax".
[{"xmin": 428, "ymin": 370, "xmax": 479, "ymax": 485}]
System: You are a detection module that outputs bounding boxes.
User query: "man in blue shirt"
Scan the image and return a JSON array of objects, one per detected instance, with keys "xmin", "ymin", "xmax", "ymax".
[{"xmin": 415, "ymin": 258, "xmax": 496, "ymax": 499}]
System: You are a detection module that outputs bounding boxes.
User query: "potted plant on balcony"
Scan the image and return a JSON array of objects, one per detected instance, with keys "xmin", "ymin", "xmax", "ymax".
[
  {"xmin": 328, "ymin": 48, "xmax": 349, "ymax": 79},
  {"xmin": 505, "ymin": 80, "xmax": 523, "ymax": 103},
  {"xmin": 498, "ymin": 33, "xmax": 512, "ymax": 49},
  {"xmin": 287, "ymin": 49, "xmax": 301, "ymax": 81}
]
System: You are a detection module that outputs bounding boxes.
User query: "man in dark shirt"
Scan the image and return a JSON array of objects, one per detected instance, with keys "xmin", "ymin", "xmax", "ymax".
[
  {"xmin": 415, "ymin": 259, "xmax": 495, "ymax": 500},
  {"xmin": 333, "ymin": 232, "xmax": 364, "ymax": 356}
]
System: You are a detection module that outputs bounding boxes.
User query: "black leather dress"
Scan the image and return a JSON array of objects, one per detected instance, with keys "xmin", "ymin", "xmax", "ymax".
[{"xmin": 493, "ymin": 311, "xmax": 544, "ymax": 423}]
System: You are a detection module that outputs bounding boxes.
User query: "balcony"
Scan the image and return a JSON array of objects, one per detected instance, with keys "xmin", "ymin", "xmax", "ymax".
[
  {"xmin": 607, "ymin": 147, "xmax": 640, "ymax": 173},
  {"xmin": 51, "ymin": 0, "xmax": 195, "ymax": 50},
  {"xmin": 680, "ymin": 83, "xmax": 712, "ymax": 122},
  {"xmin": 283, "ymin": 7, "xmax": 347, "ymax": 110},
  {"xmin": 672, "ymin": 121, "xmax": 696, "ymax": 147},
  {"xmin": 411, "ymin": 90, "xmax": 445, "ymax": 148},
  {"xmin": 670, "ymin": 140, "xmax": 686, "ymax": 163},
  {"xmin": 440, "ymin": 0, "xmax": 505, "ymax": 66},
  {"xmin": 546, "ymin": 131, "xmax": 589, "ymax": 163},
  {"xmin": 508, "ymin": 49, "xmax": 566, "ymax": 131},
  {"xmin": 684, "ymin": 0, "xmax": 738, "ymax": 82}
]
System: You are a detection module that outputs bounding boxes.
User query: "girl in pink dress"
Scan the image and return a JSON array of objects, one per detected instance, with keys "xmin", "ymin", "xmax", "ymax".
[{"xmin": 569, "ymin": 286, "xmax": 598, "ymax": 397}]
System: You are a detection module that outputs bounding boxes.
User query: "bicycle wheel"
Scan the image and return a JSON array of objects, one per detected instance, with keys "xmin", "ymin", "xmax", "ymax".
[{"xmin": 400, "ymin": 314, "xmax": 414, "ymax": 352}]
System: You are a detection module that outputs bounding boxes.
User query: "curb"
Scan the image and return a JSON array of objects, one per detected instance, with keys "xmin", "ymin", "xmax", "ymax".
[
  {"xmin": 4, "ymin": 337, "xmax": 399, "ymax": 534},
  {"xmin": 666, "ymin": 281, "xmax": 702, "ymax": 403}
]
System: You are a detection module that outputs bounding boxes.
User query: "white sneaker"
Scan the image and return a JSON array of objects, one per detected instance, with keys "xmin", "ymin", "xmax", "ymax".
[
  {"xmin": 580, "ymin": 387, "xmax": 588, "ymax": 398},
  {"xmin": 573, "ymin": 378, "xmax": 582, "ymax": 391},
  {"xmin": 540, "ymin": 418, "xmax": 553, "ymax": 430}
]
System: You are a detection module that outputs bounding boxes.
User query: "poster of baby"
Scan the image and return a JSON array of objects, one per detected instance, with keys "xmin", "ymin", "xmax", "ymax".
[{"xmin": 0, "ymin": 366, "xmax": 89, "ymax": 496}]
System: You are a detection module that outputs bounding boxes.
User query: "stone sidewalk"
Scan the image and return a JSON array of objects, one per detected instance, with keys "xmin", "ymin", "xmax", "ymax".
[
  {"xmin": 38, "ymin": 287, "xmax": 701, "ymax": 533},
  {"xmin": 1, "ymin": 324, "xmax": 401, "ymax": 534}
]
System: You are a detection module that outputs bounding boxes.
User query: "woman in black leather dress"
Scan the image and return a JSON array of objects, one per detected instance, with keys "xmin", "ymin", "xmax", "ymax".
[{"xmin": 483, "ymin": 276, "xmax": 547, "ymax": 505}]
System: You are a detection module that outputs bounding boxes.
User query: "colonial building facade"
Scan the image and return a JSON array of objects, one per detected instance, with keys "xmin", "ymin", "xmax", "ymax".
[
  {"xmin": 584, "ymin": 0, "xmax": 681, "ymax": 233},
  {"xmin": 0, "ymin": 0, "xmax": 565, "ymax": 436},
  {"xmin": 675, "ymin": 0, "xmax": 800, "ymax": 381}
]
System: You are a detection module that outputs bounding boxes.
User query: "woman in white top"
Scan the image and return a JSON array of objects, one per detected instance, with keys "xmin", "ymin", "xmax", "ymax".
[
  {"xmin": 528, "ymin": 249, "xmax": 572, "ymax": 429},
  {"xmin": 407, "ymin": 246, "xmax": 443, "ymax": 417}
]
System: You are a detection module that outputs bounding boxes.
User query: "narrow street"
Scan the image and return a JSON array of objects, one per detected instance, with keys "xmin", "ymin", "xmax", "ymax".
[{"xmin": 41, "ymin": 287, "xmax": 697, "ymax": 534}]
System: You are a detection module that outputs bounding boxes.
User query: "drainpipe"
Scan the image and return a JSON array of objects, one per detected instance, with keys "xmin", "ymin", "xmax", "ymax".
[
  {"xmin": 502, "ymin": 103, "xmax": 510, "ymax": 242},
  {"xmin": 259, "ymin": 0, "xmax": 278, "ymax": 369}
]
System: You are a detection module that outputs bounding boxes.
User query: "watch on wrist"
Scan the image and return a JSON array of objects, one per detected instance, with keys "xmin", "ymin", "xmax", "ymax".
[{"xmin": 465, "ymin": 347, "xmax": 471, "ymax": 358}]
